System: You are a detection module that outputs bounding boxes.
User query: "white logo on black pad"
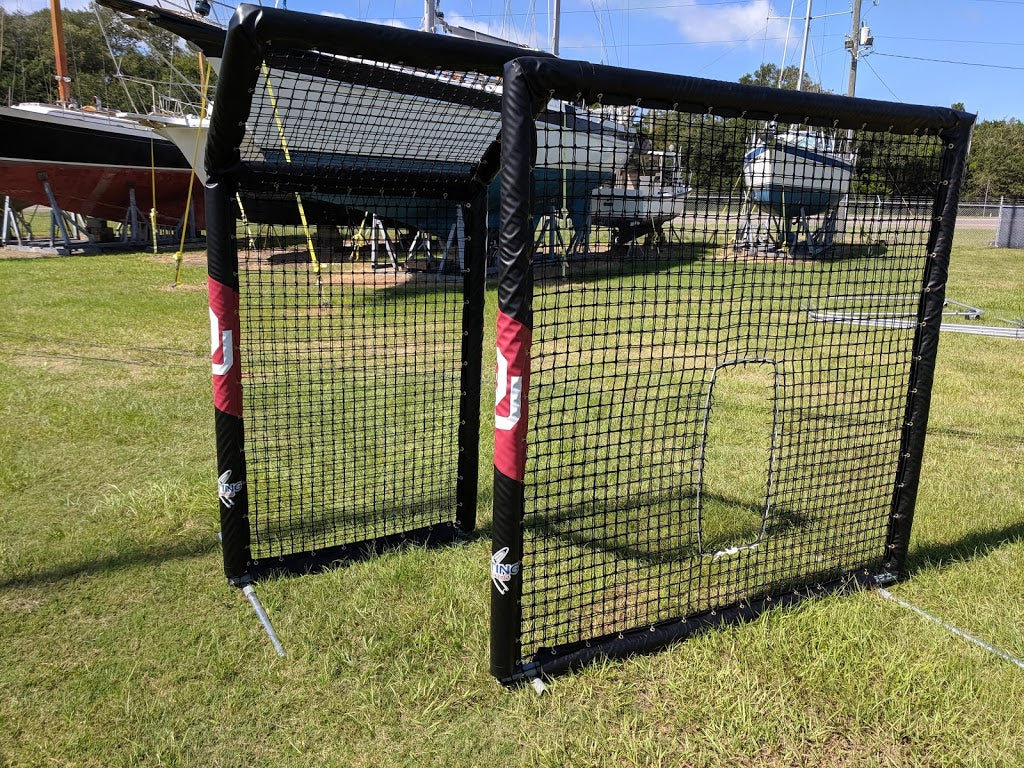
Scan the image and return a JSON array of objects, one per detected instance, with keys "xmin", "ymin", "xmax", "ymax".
[
  {"xmin": 218, "ymin": 470, "xmax": 244, "ymax": 508},
  {"xmin": 490, "ymin": 546, "xmax": 521, "ymax": 595}
]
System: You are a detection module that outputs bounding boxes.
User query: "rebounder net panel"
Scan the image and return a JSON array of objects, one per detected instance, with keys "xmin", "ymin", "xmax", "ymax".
[
  {"xmin": 491, "ymin": 57, "xmax": 974, "ymax": 682},
  {"xmin": 206, "ymin": 8, "xmax": 521, "ymax": 582}
]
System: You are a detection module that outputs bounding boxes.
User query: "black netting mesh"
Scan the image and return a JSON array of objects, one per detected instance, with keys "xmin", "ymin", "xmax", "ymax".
[
  {"xmin": 241, "ymin": 52, "xmax": 502, "ymax": 199},
  {"xmin": 223, "ymin": 48, "xmax": 499, "ymax": 572},
  {"xmin": 510, "ymin": 99, "xmax": 953, "ymax": 664},
  {"xmin": 235, "ymin": 211, "xmax": 464, "ymax": 564}
]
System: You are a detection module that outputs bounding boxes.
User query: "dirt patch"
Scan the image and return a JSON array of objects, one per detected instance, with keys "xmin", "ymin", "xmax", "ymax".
[
  {"xmin": 0, "ymin": 596, "xmax": 42, "ymax": 614},
  {"xmin": 7, "ymin": 352, "xmax": 88, "ymax": 374},
  {"xmin": 147, "ymin": 250, "xmax": 208, "ymax": 268},
  {"xmin": 238, "ymin": 259, "xmax": 461, "ymax": 289},
  {"xmin": 709, "ymin": 240, "xmax": 891, "ymax": 263},
  {"xmin": 954, "ymin": 216, "xmax": 999, "ymax": 231},
  {"xmin": 585, "ymin": 584, "xmax": 660, "ymax": 640},
  {"xmin": 156, "ymin": 282, "xmax": 208, "ymax": 293},
  {"xmin": 0, "ymin": 247, "xmax": 68, "ymax": 260},
  {"xmin": 5, "ymin": 349, "xmax": 186, "ymax": 380}
]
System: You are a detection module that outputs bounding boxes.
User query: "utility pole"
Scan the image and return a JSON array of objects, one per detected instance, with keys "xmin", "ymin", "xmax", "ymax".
[{"xmin": 847, "ymin": 0, "xmax": 862, "ymax": 97}]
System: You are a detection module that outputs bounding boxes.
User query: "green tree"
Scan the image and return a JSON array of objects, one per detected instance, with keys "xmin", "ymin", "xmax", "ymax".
[
  {"xmin": 639, "ymin": 66, "xmax": 829, "ymax": 194},
  {"xmin": 0, "ymin": 3, "xmax": 208, "ymax": 112},
  {"xmin": 851, "ymin": 133, "xmax": 945, "ymax": 198},
  {"xmin": 738, "ymin": 62, "xmax": 826, "ymax": 93},
  {"xmin": 641, "ymin": 111, "xmax": 746, "ymax": 195},
  {"xmin": 0, "ymin": 8, "xmax": 53, "ymax": 104},
  {"xmin": 963, "ymin": 119, "xmax": 1024, "ymax": 201}
]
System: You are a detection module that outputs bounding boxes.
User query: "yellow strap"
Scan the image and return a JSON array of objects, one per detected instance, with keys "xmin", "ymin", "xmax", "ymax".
[
  {"xmin": 235, "ymin": 192, "xmax": 256, "ymax": 251},
  {"xmin": 173, "ymin": 54, "xmax": 212, "ymax": 287},
  {"xmin": 149, "ymin": 137, "xmax": 158, "ymax": 255},
  {"xmin": 261, "ymin": 62, "xmax": 319, "ymax": 276},
  {"xmin": 352, "ymin": 211, "xmax": 369, "ymax": 247}
]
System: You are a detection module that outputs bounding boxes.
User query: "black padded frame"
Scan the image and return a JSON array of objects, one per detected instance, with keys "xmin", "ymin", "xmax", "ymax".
[
  {"xmin": 490, "ymin": 56, "xmax": 974, "ymax": 683},
  {"xmin": 205, "ymin": 6, "xmax": 534, "ymax": 584}
]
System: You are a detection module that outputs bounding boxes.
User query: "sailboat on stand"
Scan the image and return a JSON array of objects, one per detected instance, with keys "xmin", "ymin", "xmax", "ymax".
[
  {"xmin": 585, "ymin": 145, "xmax": 690, "ymax": 250},
  {"xmin": 99, "ymin": 0, "xmax": 637, "ymax": 267},
  {"xmin": 735, "ymin": 1, "xmax": 856, "ymax": 256},
  {"xmin": 0, "ymin": 0, "xmax": 204, "ymax": 252}
]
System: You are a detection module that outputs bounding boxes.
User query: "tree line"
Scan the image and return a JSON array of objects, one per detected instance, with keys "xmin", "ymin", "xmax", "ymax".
[
  {"xmin": 961, "ymin": 116, "xmax": 1024, "ymax": 202},
  {"xmin": 0, "ymin": 3, "xmax": 206, "ymax": 114}
]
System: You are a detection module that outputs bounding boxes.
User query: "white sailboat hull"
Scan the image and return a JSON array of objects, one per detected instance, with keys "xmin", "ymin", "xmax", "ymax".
[
  {"xmin": 588, "ymin": 185, "xmax": 690, "ymax": 226},
  {"xmin": 743, "ymin": 142, "xmax": 854, "ymax": 216}
]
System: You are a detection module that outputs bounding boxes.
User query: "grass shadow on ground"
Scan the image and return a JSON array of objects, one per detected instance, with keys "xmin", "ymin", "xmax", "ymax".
[
  {"xmin": 0, "ymin": 535, "xmax": 220, "ymax": 591},
  {"xmin": 904, "ymin": 519, "xmax": 1024, "ymax": 576}
]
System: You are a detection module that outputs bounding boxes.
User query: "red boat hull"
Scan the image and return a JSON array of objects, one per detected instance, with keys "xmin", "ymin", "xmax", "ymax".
[
  {"xmin": 1, "ymin": 103, "xmax": 204, "ymax": 229},
  {"xmin": 1, "ymin": 159, "xmax": 205, "ymax": 229}
]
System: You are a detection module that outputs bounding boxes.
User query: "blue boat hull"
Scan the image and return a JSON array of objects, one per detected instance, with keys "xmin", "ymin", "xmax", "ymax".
[{"xmin": 303, "ymin": 166, "xmax": 611, "ymax": 239}]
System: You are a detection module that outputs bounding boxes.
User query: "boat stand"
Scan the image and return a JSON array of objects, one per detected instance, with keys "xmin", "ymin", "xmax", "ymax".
[
  {"xmin": 40, "ymin": 177, "xmax": 96, "ymax": 254},
  {"xmin": 790, "ymin": 205, "xmax": 839, "ymax": 256},
  {"xmin": 734, "ymin": 190, "xmax": 790, "ymax": 254},
  {"xmin": 1, "ymin": 196, "xmax": 33, "ymax": 246},
  {"xmin": 369, "ymin": 214, "xmax": 399, "ymax": 270},
  {"xmin": 437, "ymin": 205, "xmax": 465, "ymax": 272},
  {"xmin": 119, "ymin": 186, "xmax": 152, "ymax": 245},
  {"xmin": 734, "ymin": 194, "xmax": 840, "ymax": 257},
  {"xmin": 172, "ymin": 201, "xmax": 198, "ymax": 243},
  {"xmin": 404, "ymin": 229, "xmax": 438, "ymax": 271},
  {"xmin": 535, "ymin": 209, "xmax": 567, "ymax": 262},
  {"xmin": 612, "ymin": 221, "xmax": 665, "ymax": 250},
  {"xmin": 5, "ymin": 179, "xmax": 201, "ymax": 255},
  {"xmin": 567, "ymin": 213, "xmax": 593, "ymax": 258},
  {"xmin": 400, "ymin": 207, "xmax": 464, "ymax": 274}
]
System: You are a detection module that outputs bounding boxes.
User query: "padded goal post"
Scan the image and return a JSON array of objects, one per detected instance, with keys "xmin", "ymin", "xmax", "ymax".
[
  {"xmin": 205, "ymin": 6, "xmax": 531, "ymax": 583},
  {"xmin": 491, "ymin": 56, "xmax": 974, "ymax": 682}
]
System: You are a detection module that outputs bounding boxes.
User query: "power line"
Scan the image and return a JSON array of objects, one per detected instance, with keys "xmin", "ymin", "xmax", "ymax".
[
  {"xmin": 430, "ymin": 0, "xmax": 781, "ymax": 18},
  {"xmin": 562, "ymin": 36, "xmax": 791, "ymax": 49},
  {"xmin": 862, "ymin": 55, "xmax": 901, "ymax": 102},
  {"xmin": 874, "ymin": 51, "xmax": 1024, "ymax": 71},
  {"xmin": 568, "ymin": 0, "xmax": 761, "ymax": 9},
  {"xmin": 883, "ymin": 35, "xmax": 1024, "ymax": 47},
  {"xmin": 692, "ymin": 15, "xmax": 768, "ymax": 76}
]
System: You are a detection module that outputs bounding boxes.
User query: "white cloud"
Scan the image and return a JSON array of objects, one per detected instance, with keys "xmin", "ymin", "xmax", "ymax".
[
  {"xmin": 440, "ymin": 11, "xmax": 542, "ymax": 49},
  {"xmin": 316, "ymin": 10, "xmax": 552, "ymax": 51},
  {"xmin": 656, "ymin": 0, "xmax": 787, "ymax": 47},
  {"xmin": 559, "ymin": 31, "xmax": 604, "ymax": 54},
  {"xmin": 319, "ymin": 10, "xmax": 410, "ymax": 29}
]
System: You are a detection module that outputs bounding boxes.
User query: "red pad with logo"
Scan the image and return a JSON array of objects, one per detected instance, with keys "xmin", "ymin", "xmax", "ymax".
[
  {"xmin": 494, "ymin": 310, "xmax": 531, "ymax": 482},
  {"xmin": 209, "ymin": 277, "xmax": 242, "ymax": 418}
]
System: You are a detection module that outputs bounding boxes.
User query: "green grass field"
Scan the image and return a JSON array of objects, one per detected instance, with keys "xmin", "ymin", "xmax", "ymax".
[{"xmin": 1, "ymin": 229, "xmax": 1022, "ymax": 767}]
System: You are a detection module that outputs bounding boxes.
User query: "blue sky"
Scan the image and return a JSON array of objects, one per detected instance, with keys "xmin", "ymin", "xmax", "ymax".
[{"xmin": 4, "ymin": 0, "xmax": 1023, "ymax": 119}]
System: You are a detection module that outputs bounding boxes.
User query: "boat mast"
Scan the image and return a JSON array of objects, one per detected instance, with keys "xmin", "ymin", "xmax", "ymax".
[
  {"xmin": 49, "ymin": 0, "xmax": 72, "ymax": 104},
  {"xmin": 551, "ymin": 0, "xmax": 561, "ymax": 56},
  {"xmin": 795, "ymin": 0, "xmax": 812, "ymax": 92},
  {"xmin": 424, "ymin": 0, "xmax": 436, "ymax": 34}
]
